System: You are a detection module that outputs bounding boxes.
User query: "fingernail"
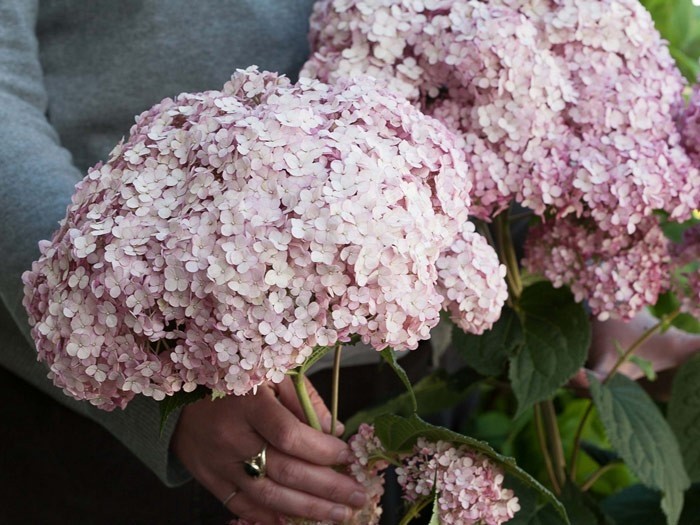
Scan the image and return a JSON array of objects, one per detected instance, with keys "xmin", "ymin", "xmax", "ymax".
[
  {"xmin": 349, "ymin": 491, "xmax": 367, "ymax": 508},
  {"xmin": 330, "ymin": 505, "xmax": 349, "ymax": 522},
  {"xmin": 337, "ymin": 447, "xmax": 353, "ymax": 464}
]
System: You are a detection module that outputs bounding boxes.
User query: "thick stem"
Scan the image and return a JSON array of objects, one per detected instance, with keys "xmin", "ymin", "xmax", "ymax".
[
  {"xmin": 292, "ymin": 372, "xmax": 322, "ymax": 432},
  {"xmin": 569, "ymin": 310, "xmax": 680, "ymax": 479},
  {"xmin": 331, "ymin": 344, "xmax": 343, "ymax": 436},
  {"xmin": 534, "ymin": 404, "xmax": 562, "ymax": 494},
  {"xmin": 581, "ymin": 463, "xmax": 619, "ymax": 492},
  {"xmin": 495, "ymin": 212, "xmax": 523, "ymax": 301},
  {"xmin": 542, "ymin": 400, "xmax": 567, "ymax": 487}
]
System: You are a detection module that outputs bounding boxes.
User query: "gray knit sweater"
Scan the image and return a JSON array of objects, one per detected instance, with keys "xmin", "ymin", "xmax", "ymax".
[{"xmin": 0, "ymin": 0, "xmax": 316, "ymax": 486}]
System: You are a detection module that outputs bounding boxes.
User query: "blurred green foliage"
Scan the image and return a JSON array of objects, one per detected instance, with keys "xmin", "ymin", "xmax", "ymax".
[{"xmin": 642, "ymin": 0, "xmax": 700, "ymax": 82}]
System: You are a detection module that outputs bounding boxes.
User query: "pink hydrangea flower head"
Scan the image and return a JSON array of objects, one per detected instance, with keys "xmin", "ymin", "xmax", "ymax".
[
  {"xmin": 23, "ymin": 67, "xmax": 490, "ymax": 410},
  {"xmin": 396, "ymin": 438, "xmax": 520, "ymax": 525},
  {"xmin": 523, "ymin": 215, "xmax": 671, "ymax": 320},
  {"xmin": 303, "ymin": 0, "xmax": 698, "ymax": 231}
]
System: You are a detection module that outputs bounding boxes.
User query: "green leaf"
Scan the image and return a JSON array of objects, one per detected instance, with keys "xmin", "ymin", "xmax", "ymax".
[
  {"xmin": 505, "ymin": 475, "xmax": 541, "ymax": 525},
  {"xmin": 453, "ymin": 306, "xmax": 523, "ymax": 377},
  {"xmin": 641, "ymin": 0, "xmax": 700, "ymax": 82},
  {"xmin": 668, "ymin": 354, "xmax": 700, "ymax": 482},
  {"xmin": 428, "ymin": 489, "xmax": 441, "ymax": 525},
  {"xmin": 380, "ymin": 347, "xmax": 418, "ymax": 412},
  {"xmin": 509, "ymin": 283, "xmax": 591, "ymax": 416},
  {"xmin": 343, "ymin": 367, "xmax": 480, "ymax": 438},
  {"xmin": 374, "ymin": 413, "xmax": 569, "ymax": 523},
  {"xmin": 158, "ymin": 386, "xmax": 209, "ymax": 434},
  {"xmin": 602, "ymin": 485, "xmax": 667, "ymax": 525},
  {"xmin": 628, "ymin": 354, "xmax": 658, "ymax": 382},
  {"xmin": 558, "ymin": 483, "xmax": 610, "ymax": 525},
  {"xmin": 649, "ymin": 293, "xmax": 700, "ymax": 334},
  {"xmin": 603, "ymin": 484, "xmax": 700, "ymax": 525},
  {"xmin": 298, "ymin": 345, "xmax": 333, "ymax": 375},
  {"xmin": 579, "ymin": 442, "xmax": 621, "ymax": 468},
  {"xmin": 530, "ymin": 505, "xmax": 567, "ymax": 525},
  {"xmin": 589, "ymin": 373, "xmax": 690, "ymax": 525}
]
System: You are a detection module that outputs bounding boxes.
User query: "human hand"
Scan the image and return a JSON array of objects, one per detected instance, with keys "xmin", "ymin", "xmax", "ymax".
[{"xmin": 171, "ymin": 375, "xmax": 368, "ymax": 524}]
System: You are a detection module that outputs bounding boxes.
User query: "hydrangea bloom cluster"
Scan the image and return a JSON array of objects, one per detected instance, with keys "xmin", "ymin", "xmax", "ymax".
[
  {"xmin": 669, "ymin": 224, "xmax": 700, "ymax": 319},
  {"xmin": 23, "ymin": 67, "xmax": 506, "ymax": 410},
  {"xmin": 229, "ymin": 424, "xmax": 387, "ymax": 525},
  {"xmin": 302, "ymin": 0, "xmax": 700, "ymax": 319},
  {"xmin": 397, "ymin": 438, "xmax": 520, "ymax": 525},
  {"xmin": 302, "ymin": 0, "xmax": 700, "ymax": 229},
  {"xmin": 523, "ymin": 216, "xmax": 670, "ymax": 321}
]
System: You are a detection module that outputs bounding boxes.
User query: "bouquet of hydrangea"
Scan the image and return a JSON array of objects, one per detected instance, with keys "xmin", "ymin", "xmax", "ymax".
[{"xmin": 23, "ymin": 65, "xmax": 520, "ymax": 524}]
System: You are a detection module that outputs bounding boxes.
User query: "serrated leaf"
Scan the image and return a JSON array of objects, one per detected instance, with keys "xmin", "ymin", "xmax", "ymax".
[
  {"xmin": 380, "ymin": 347, "xmax": 417, "ymax": 412},
  {"xmin": 159, "ymin": 386, "xmax": 209, "ymax": 434},
  {"xmin": 589, "ymin": 373, "xmax": 690, "ymax": 525},
  {"xmin": 343, "ymin": 367, "xmax": 481, "ymax": 437},
  {"xmin": 374, "ymin": 413, "xmax": 569, "ymax": 523},
  {"xmin": 509, "ymin": 283, "xmax": 591, "ymax": 416},
  {"xmin": 668, "ymin": 354, "xmax": 700, "ymax": 482},
  {"xmin": 453, "ymin": 306, "xmax": 523, "ymax": 377}
]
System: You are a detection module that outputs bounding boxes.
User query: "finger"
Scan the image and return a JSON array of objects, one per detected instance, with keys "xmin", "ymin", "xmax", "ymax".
[
  {"xmin": 195, "ymin": 467, "xmax": 280, "ymax": 524},
  {"xmin": 224, "ymin": 488, "xmax": 280, "ymax": 524},
  {"xmin": 276, "ymin": 376, "xmax": 345, "ymax": 436},
  {"xmin": 238, "ymin": 474, "xmax": 354, "ymax": 524},
  {"xmin": 247, "ymin": 388, "xmax": 352, "ymax": 466},
  {"xmin": 265, "ymin": 447, "xmax": 367, "ymax": 509}
]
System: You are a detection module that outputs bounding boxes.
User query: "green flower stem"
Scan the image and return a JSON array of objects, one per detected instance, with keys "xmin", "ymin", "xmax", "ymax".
[
  {"xmin": 569, "ymin": 309, "xmax": 680, "ymax": 480},
  {"xmin": 292, "ymin": 371, "xmax": 322, "ymax": 432},
  {"xmin": 542, "ymin": 399, "xmax": 567, "ymax": 488},
  {"xmin": 581, "ymin": 463, "xmax": 620, "ymax": 492},
  {"xmin": 331, "ymin": 344, "xmax": 343, "ymax": 436},
  {"xmin": 495, "ymin": 212, "xmax": 523, "ymax": 301},
  {"xmin": 398, "ymin": 497, "xmax": 432, "ymax": 525},
  {"xmin": 602, "ymin": 309, "xmax": 679, "ymax": 385},
  {"xmin": 534, "ymin": 403, "xmax": 562, "ymax": 494}
]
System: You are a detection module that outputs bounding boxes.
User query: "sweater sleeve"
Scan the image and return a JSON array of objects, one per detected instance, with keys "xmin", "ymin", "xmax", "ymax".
[{"xmin": 0, "ymin": 0, "xmax": 190, "ymax": 487}]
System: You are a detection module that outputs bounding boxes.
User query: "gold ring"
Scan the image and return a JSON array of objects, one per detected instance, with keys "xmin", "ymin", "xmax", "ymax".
[
  {"xmin": 222, "ymin": 487, "xmax": 238, "ymax": 506},
  {"xmin": 243, "ymin": 443, "xmax": 267, "ymax": 479}
]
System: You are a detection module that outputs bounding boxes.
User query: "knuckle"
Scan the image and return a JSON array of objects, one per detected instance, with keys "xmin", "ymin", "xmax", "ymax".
[
  {"xmin": 274, "ymin": 425, "xmax": 299, "ymax": 452},
  {"xmin": 257, "ymin": 481, "xmax": 279, "ymax": 507},
  {"xmin": 277, "ymin": 459, "xmax": 303, "ymax": 485},
  {"xmin": 302, "ymin": 500, "xmax": 329, "ymax": 522}
]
